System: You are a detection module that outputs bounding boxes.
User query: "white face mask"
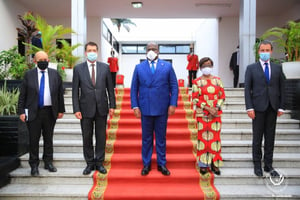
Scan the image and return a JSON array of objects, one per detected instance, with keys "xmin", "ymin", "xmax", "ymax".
[
  {"xmin": 201, "ymin": 67, "xmax": 213, "ymax": 75},
  {"xmin": 146, "ymin": 50, "xmax": 157, "ymax": 61}
]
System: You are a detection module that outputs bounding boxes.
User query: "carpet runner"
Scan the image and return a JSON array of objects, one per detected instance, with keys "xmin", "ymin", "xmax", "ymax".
[{"xmin": 88, "ymin": 87, "xmax": 220, "ymax": 200}]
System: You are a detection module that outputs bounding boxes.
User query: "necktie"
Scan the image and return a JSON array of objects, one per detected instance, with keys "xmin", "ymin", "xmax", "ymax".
[
  {"xmin": 39, "ymin": 71, "xmax": 45, "ymax": 108},
  {"xmin": 91, "ymin": 64, "xmax": 96, "ymax": 86},
  {"xmin": 264, "ymin": 63, "xmax": 269, "ymax": 83},
  {"xmin": 151, "ymin": 61, "xmax": 155, "ymax": 74}
]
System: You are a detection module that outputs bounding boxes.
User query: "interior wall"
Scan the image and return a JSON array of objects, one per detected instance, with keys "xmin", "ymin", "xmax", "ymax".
[{"xmin": 0, "ymin": 0, "xmax": 26, "ymax": 51}]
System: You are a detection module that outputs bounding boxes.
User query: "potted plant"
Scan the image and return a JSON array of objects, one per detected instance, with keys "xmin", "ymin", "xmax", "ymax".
[
  {"xmin": 0, "ymin": 81, "xmax": 28, "ymax": 157},
  {"xmin": 261, "ymin": 20, "xmax": 300, "ymax": 119}
]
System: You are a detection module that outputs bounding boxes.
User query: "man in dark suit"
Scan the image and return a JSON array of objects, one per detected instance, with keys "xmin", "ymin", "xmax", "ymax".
[
  {"xmin": 244, "ymin": 40, "xmax": 285, "ymax": 177},
  {"xmin": 229, "ymin": 45, "xmax": 239, "ymax": 88},
  {"xmin": 131, "ymin": 42, "xmax": 179, "ymax": 176},
  {"xmin": 18, "ymin": 51, "xmax": 65, "ymax": 176},
  {"xmin": 72, "ymin": 41, "xmax": 116, "ymax": 175}
]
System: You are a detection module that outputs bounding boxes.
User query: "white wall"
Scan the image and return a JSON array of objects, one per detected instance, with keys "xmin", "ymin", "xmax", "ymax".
[{"xmin": 0, "ymin": 0, "xmax": 26, "ymax": 51}]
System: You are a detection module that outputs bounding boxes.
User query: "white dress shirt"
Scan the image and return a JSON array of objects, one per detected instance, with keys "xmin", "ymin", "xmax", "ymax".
[
  {"xmin": 87, "ymin": 61, "xmax": 97, "ymax": 80},
  {"xmin": 37, "ymin": 68, "xmax": 52, "ymax": 106}
]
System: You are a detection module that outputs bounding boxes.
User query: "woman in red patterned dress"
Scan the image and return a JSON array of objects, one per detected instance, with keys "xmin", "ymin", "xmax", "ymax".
[{"xmin": 192, "ymin": 57, "xmax": 226, "ymax": 175}]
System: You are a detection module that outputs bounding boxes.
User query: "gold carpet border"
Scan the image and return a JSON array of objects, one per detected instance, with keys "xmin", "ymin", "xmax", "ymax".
[
  {"xmin": 88, "ymin": 88, "xmax": 124, "ymax": 200},
  {"xmin": 180, "ymin": 87, "xmax": 219, "ymax": 200}
]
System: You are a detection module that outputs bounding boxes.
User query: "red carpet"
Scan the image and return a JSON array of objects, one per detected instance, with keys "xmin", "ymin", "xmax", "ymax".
[{"xmin": 88, "ymin": 88, "xmax": 220, "ymax": 200}]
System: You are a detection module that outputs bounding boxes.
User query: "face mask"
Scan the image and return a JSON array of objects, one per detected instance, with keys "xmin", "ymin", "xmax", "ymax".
[
  {"xmin": 37, "ymin": 61, "xmax": 48, "ymax": 70},
  {"xmin": 87, "ymin": 52, "xmax": 98, "ymax": 62},
  {"xmin": 259, "ymin": 52, "xmax": 270, "ymax": 61},
  {"xmin": 201, "ymin": 67, "xmax": 213, "ymax": 75},
  {"xmin": 147, "ymin": 50, "xmax": 157, "ymax": 61}
]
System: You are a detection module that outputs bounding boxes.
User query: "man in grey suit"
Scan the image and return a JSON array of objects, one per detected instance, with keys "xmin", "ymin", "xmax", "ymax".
[
  {"xmin": 18, "ymin": 51, "xmax": 65, "ymax": 176},
  {"xmin": 244, "ymin": 40, "xmax": 285, "ymax": 177},
  {"xmin": 72, "ymin": 41, "xmax": 116, "ymax": 175}
]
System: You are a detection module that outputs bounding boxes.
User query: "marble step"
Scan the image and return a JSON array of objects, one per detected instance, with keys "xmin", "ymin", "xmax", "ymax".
[
  {"xmin": 7, "ymin": 167, "xmax": 300, "ymax": 186},
  {"xmin": 38, "ymin": 139, "xmax": 300, "ymax": 154},
  {"xmin": 54, "ymin": 118, "xmax": 300, "ymax": 129},
  {"xmin": 18, "ymin": 153, "xmax": 300, "ymax": 169}
]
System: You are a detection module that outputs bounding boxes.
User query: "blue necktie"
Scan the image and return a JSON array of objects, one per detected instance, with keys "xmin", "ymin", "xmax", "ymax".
[
  {"xmin": 264, "ymin": 63, "xmax": 269, "ymax": 84},
  {"xmin": 151, "ymin": 61, "xmax": 155, "ymax": 74},
  {"xmin": 39, "ymin": 71, "xmax": 45, "ymax": 108}
]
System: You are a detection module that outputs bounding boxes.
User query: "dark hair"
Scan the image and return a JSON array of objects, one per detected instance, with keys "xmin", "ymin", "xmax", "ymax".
[
  {"xmin": 85, "ymin": 41, "xmax": 98, "ymax": 51},
  {"xmin": 258, "ymin": 40, "xmax": 273, "ymax": 50},
  {"xmin": 199, "ymin": 57, "xmax": 214, "ymax": 67}
]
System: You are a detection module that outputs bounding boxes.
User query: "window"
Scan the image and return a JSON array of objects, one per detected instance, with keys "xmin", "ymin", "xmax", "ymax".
[{"xmin": 121, "ymin": 43, "xmax": 190, "ymax": 54}]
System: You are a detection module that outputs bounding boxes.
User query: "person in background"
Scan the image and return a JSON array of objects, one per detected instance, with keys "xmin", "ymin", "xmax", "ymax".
[
  {"xmin": 229, "ymin": 45, "xmax": 239, "ymax": 88},
  {"xmin": 192, "ymin": 57, "xmax": 225, "ymax": 175},
  {"xmin": 186, "ymin": 47, "xmax": 199, "ymax": 87},
  {"xmin": 107, "ymin": 48, "xmax": 119, "ymax": 88},
  {"xmin": 244, "ymin": 40, "xmax": 285, "ymax": 177},
  {"xmin": 130, "ymin": 42, "xmax": 178, "ymax": 176},
  {"xmin": 18, "ymin": 51, "xmax": 65, "ymax": 176},
  {"xmin": 72, "ymin": 41, "xmax": 116, "ymax": 175}
]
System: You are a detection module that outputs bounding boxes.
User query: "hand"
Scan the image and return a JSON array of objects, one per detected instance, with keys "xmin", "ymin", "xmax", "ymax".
[
  {"xmin": 109, "ymin": 109, "xmax": 114, "ymax": 117},
  {"xmin": 75, "ymin": 112, "xmax": 82, "ymax": 119},
  {"xmin": 57, "ymin": 113, "xmax": 64, "ymax": 119},
  {"xmin": 133, "ymin": 108, "xmax": 141, "ymax": 118},
  {"xmin": 20, "ymin": 114, "xmax": 26, "ymax": 122},
  {"xmin": 168, "ymin": 106, "xmax": 176, "ymax": 116},
  {"xmin": 277, "ymin": 111, "xmax": 284, "ymax": 117},
  {"xmin": 247, "ymin": 110, "xmax": 255, "ymax": 119},
  {"xmin": 206, "ymin": 106, "xmax": 218, "ymax": 116}
]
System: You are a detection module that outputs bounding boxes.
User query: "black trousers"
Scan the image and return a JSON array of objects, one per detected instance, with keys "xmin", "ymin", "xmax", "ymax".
[
  {"xmin": 111, "ymin": 72, "xmax": 117, "ymax": 88},
  {"xmin": 233, "ymin": 66, "xmax": 239, "ymax": 88},
  {"xmin": 188, "ymin": 70, "xmax": 197, "ymax": 87},
  {"xmin": 80, "ymin": 111, "xmax": 107, "ymax": 167},
  {"xmin": 252, "ymin": 104, "xmax": 277, "ymax": 168},
  {"xmin": 27, "ymin": 106, "xmax": 56, "ymax": 168}
]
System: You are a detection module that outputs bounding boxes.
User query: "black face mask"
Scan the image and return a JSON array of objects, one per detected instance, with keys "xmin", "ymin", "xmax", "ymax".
[{"xmin": 37, "ymin": 61, "xmax": 48, "ymax": 70}]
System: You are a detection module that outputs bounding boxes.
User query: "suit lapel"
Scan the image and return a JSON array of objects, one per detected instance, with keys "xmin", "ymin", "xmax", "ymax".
[
  {"xmin": 34, "ymin": 68, "xmax": 39, "ymax": 93},
  {"xmin": 96, "ymin": 62, "xmax": 102, "ymax": 86},
  {"xmin": 83, "ymin": 62, "xmax": 94, "ymax": 86}
]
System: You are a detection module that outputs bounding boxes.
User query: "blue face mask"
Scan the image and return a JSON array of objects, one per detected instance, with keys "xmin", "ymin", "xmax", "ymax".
[
  {"xmin": 259, "ymin": 52, "xmax": 270, "ymax": 61},
  {"xmin": 87, "ymin": 52, "xmax": 97, "ymax": 62}
]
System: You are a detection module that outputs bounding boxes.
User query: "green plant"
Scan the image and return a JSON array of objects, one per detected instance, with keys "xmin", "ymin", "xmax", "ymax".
[
  {"xmin": 261, "ymin": 20, "xmax": 300, "ymax": 61},
  {"xmin": 56, "ymin": 62, "xmax": 67, "ymax": 81},
  {"xmin": 111, "ymin": 18, "xmax": 136, "ymax": 32},
  {"xmin": 56, "ymin": 40, "xmax": 81, "ymax": 68},
  {"xmin": 0, "ymin": 46, "xmax": 32, "ymax": 80},
  {"xmin": 0, "ymin": 81, "xmax": 20, "ymax": 115},
  {"xmin": 23, "ymin": 12, "xmax": 75, "ymax": 62}
]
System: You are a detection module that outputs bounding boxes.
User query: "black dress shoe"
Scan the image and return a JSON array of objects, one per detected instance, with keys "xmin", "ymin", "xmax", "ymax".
[
  {"xmin": 254, "ymin": 166, "xmax": 263, "ymax": 177},
  {"xmin": 83, "ymin": 165, "xmax": 94, "ymax": 175},
  {"xmin": 44, "ymin": 163, "xmax": 57, "ymax": 172},
  {"xmin": 141, "ymin": 166, "xmax": 151, "ymax": 176},
  {"xmin": 31, "ymin": 167, "xmax": 39, "ymax": 176},
  {"xmin": 157, "ymin": 165, "xmax": 170, "ymax": 176},
  {"xmin": 96, "ymin": 165, "xmax": 107, "ymax": 174},
  {"xmin": 264, "ymin": 166, "xmax": 280, "ymax": 177},
  {"xmin": 211, "ymin": 165, "xmax": 221, "ymax": 175}
]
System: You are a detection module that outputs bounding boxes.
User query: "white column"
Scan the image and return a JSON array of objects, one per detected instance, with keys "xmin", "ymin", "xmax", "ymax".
[
  {"xmin": 71, "ymin": 0, "xmax": 86, "ymax": 63},
  {"xmin": 239, "ymin": 0, "xmax": 256, "ymax": 86}
]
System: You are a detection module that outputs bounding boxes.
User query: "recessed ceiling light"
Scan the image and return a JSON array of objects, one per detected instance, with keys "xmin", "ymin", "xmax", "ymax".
[{"xmin": 132, "ymin": 2, "xmax": 143, "ymax": 8}]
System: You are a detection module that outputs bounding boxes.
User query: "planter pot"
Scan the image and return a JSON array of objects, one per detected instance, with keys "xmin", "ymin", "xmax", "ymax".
[
  {"xmin": 64, "ymin": 68, "xmax": 73, "ymax": 82},
  {"xmin": 282, "ymin": 61, "xmax": 300, "ymax": 79},
  {"xmin": 0, "ymin": 116, "xmax": 29, "ymax": 156}
]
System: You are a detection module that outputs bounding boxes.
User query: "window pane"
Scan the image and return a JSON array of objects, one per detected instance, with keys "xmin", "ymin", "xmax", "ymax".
[
  {"xmin": 122, "ymin": 45, "xmax": 137, "ymax": 53},
  {"xmin": 176, "ymin": 45, "xmax": 190, "ymax": 53},
  {"xmin": 159, "ymin": 45, "xmax": 175, "ymax": 53},
  {"xmin": 138, "ymin": 45, "xmax": 146, "ymax": 54}
]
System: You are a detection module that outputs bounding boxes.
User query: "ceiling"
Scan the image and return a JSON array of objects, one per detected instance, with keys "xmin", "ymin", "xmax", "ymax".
[{"xmin": 16, "ymin": 0, "xmax": 300, "ymax": 19}]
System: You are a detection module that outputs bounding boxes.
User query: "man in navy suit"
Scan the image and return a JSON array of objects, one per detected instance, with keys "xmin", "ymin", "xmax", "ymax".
[
  {"xmin": 244, "ymin": 40, "xmax": 285, "ymax": 177},
  {"xmin": 18, "ymin": 51, "xmax": 65, "ymax": 176},
  {"xmin": 72, "ymin": 42, "xmax": 116, "ymax": 175},
  {"xmin": 131, "ymin": 42, "xmax": 179, "ymax": 176}
]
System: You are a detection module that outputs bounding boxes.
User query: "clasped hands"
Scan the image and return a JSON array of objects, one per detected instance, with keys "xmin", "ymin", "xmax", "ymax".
[{"xmin": 204, "ymin": 106, "xmax": 219, "ymax": 120}]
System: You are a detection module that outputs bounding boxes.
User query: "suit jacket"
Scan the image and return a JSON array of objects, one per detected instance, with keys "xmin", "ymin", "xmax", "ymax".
[
  {"xmin": 18, "ymin": 68, "xmax": 65, "ymax": 121},
  {"xmin": 244, "ymin": 62, "xmax": 285, "ymax": 112},
  {"xmin": 72, "ymin": 61, "xmax": 116, "ymax": 118},
  {"xmin": 131, "ymin": 59, "xmax": 178, "ymax": 116},
  {"xmin": 186, "ymin": 54, "xmax": 199, "ymax": 71},
  {"xmin": 229, "ymin": 51, "xmax": 239, "ymax": 70}
]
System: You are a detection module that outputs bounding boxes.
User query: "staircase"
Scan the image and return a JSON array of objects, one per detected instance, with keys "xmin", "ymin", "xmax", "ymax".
[{"xmin": 0, "ymin": 87, "xmax": 299, "ymax": 199}]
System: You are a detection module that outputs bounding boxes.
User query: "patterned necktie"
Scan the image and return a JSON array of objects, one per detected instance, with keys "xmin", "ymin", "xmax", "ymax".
[
  {"xmin": 264, "ymin": 63, "xmax": 269, "ymax": 83},
  {"xmin": 39, "ymin": 71, "xmax": 45, "ymax": 108},
  {"xmin": 91, "ymin": 64, "xmax": 96, "ymax": 86},
  {"xmin": 151, "ymin": 61, "xmax": 155, "ymax": 74}
]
